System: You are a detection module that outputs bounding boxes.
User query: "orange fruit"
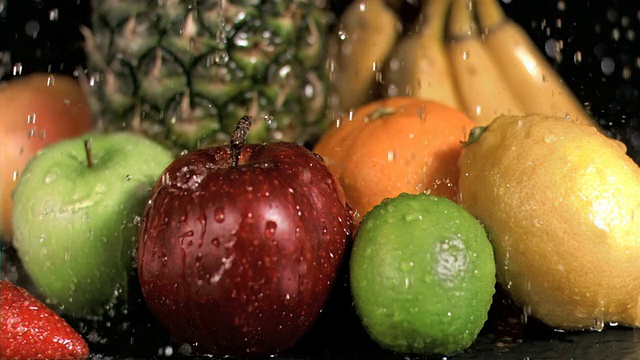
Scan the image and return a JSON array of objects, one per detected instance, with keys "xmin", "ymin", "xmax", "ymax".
[{"xmin": 314, "ymin": 96, "xmax": 475, "ymax": 222}]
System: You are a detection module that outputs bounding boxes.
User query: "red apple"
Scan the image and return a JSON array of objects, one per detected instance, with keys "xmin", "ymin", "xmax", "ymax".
[
  {"xmin": 0, "ymin": 73, "xmax": 94, "ymax": 242},
  {"xmin": 137, "ymin": 116, "xmax": 354, "ymax": 357}
]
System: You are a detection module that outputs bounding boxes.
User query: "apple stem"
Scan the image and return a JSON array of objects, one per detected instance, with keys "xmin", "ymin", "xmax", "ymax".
[
  {"xmin": 84, "ymin": 139, "xmax": 94, "ymax": 168},
  {"xmin": 230, "ymin": 115, "xmax": 252, "ymax": 167}
]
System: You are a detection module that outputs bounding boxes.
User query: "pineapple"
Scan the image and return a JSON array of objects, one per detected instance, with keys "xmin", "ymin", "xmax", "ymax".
[{"xmin": 82, "ymin": 0, "xmax": 332, "ymax": 153}]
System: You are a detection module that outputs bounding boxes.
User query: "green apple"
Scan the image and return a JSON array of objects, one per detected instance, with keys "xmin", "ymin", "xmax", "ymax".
[{"xmin": 12, "ymin": 132, "xmax": 173, "ymax": 317}]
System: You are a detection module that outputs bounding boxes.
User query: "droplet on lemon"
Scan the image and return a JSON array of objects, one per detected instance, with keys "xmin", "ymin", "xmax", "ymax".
[
  {"xmin": 350, "ymin": 193, "xmax": 495, "ymax": 356},
  {"xmin": 458, "ymin": 113, "xmax": 640, "ymax": 330}
]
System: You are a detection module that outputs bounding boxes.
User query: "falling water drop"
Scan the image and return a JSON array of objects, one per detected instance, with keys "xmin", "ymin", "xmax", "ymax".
[
  {"xmin": 522, "ymin": 305, "xmax": 532, "ymax": 324},
  {"xmin": 214, "ymin": 0, "xmax": 229, "ymax": 66},
  {"xmin": 574, "ymin": 51, "xmax": 582, "ymax": 64},
  {"xmin": 601, "ymin": 57, "xmax": 616, "ymax": 75},
  {"xmin": 49, "ymin": 8, "xmax": 59, "ymax": 21},
  {"xmin": 264, "ymin": 114, "xmax": 274, "ymax": 126},
  {"xmin": 25, "ymin": 20, "xmax": 40, "ymax": 39},
  {"xmin": 12, "ymin": 63, "xmax": 23, "ymax": 76},
  {"xmin": 214, "ymin": 50, "xmax": 229, "ymax": 65}
]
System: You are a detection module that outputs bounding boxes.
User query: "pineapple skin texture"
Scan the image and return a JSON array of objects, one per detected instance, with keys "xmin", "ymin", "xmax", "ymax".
[{"xmin": 83, "ymin": 0, "xmax": 332, "ymax": 153}]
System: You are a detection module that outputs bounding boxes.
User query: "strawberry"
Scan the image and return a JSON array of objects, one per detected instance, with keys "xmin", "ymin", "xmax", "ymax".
[{"xmin": 0, "ymin": 280, "xmax": 89, "ymax": 359}]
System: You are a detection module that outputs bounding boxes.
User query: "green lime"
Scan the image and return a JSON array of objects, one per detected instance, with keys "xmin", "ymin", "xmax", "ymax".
[{"xmin": 350, "ymin": 193, "xmax": 496, "ymax": 356}]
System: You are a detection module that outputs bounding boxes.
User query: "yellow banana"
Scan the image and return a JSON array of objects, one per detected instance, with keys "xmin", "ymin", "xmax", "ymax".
[
  {"xmin": 380, "ymin": 0, "xmax": 461, "ymax": 109},
  {"xmin": 475, "ymin": 0, "xmax": 596, "ymax": 126},
  {"xmin": 329, "ymin": 0, "xmax": 402, "ymax": 111},
  {"xmin": 447, "ymin": 0, "xmax": 524, "ymax": 125}
]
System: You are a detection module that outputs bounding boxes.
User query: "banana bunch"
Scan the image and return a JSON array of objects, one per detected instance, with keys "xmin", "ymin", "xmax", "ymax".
[{"xmin": 329, "ymin": 0, "xmax": 596, "ymax": 127}]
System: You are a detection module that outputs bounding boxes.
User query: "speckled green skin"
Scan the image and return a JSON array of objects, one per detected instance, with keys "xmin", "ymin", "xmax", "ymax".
[
  {"xmin": 12, "ymin": 132, "xmax": 173, "ymax": 317},
  {"xmin": 350, "ymin": 193, "xmax": 496, "ymax": 356}
]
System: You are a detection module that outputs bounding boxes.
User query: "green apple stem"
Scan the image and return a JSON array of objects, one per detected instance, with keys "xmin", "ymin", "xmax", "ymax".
[
  {"xmin": 230, "ymin": 115, "xmax": 252, "ymax": 167},
  {"xmin": 84, "ymin": 139, "xmax": 94, "ymax": 168}
]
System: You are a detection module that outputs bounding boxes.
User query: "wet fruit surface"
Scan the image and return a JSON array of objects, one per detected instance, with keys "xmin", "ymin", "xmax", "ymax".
[
  {"xmin": 314, "ymin": 96, "xmax": 475, "ymax": 221},
  {"xmin": 350, "ymin": 193, "xmax": 495, "ymax": 356},
  {"xmin": 458, "ymin": 114, "xmax": 640, "ymax": 330},
  {"xmin": 11, "ymin": 132, "xmax": 173, "ymax": 317},
  {"xmin": 137, "ymin": 141, "xmax": 354, "ymax": 356},
  {"xmin": 2, "ymin": 0, "xmax": 640, "ymax": 358}
]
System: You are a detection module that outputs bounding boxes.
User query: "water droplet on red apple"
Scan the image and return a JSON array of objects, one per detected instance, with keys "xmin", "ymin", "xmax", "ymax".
[
  {"xmin": 321, "ymin": 226, "xmax": 329, "ymax": 240},
  {"xmin": 302, "ymin": 168, "xmax": 312, "ymax": 183},
  {"xmin": 175, "ymin": 165, "xmax": 206, "ymax": 189},
  {"xmin": 265, "ymin": 221, "xmax": 277, "ymax": 238},
  {"xmin": 214, "ymin": 206, "xmax": 225, "ymax": 223},
  {"xmin": 178, "ymin": 230, "xmax": 194, "ymax": 245},
  {"xmin": 253, "ymin": 161, "xmax": 273, "ymax": 169}
]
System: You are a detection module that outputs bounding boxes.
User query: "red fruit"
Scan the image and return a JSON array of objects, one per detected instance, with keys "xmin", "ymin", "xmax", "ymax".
[
  {"xmin": 0, "ymin": 280, "xmax": 89, "ymax": 359},
  {"xmin": 137, "ymin": 116, "xmax": 354, "ymax": 357}
]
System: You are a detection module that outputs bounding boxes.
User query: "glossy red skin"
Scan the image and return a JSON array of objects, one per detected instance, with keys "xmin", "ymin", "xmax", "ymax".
[
  {"xmin": 0, "ymin": 280, "xmax": 89, "ymax": 359},
  {"xmin": 137, "ymin": 142, "xmax": 354, "ymax": 357}
]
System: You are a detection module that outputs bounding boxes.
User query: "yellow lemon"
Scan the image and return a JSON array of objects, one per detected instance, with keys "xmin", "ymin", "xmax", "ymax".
[{"xmin": 458, "ymin": 114, "xmax": 640, "ymax": 330}]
